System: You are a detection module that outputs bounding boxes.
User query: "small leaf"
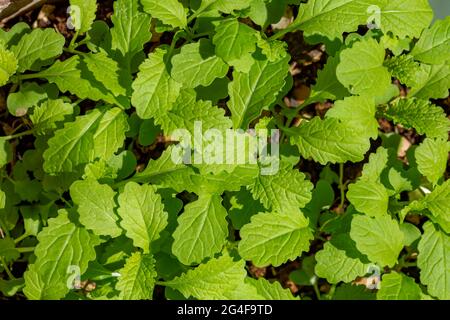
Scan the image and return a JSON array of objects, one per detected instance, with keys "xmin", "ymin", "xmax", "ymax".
[
  {"xmin": 141, "ymin": 0, "xmax": 187, "ymax": 29},
  {"xmin": 69, "ymin": 0, "xmax": 97, "ymax": 33},
  {"xmin": 377, "ymin": 272, "xmax": 422, "ymax": 300}
]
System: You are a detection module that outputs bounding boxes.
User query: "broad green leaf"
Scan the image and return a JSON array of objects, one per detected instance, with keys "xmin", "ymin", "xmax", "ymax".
[
  {"xmin": 111, "ymin": 0, "xmax": 152, "ymax": 64},
  {"xmin": 172, "ymin": 194, "xmax": 228, "ymax": 265},
  {"xmin": 411, "ymin": 16, "xmax": 450, "ymax": 64},
  {"xmin": 0, "ymin": 47, "xmax": 17, "ymax": 86},
  {"xmin": 410, "ymin": 63, "xmax": 450, "ymax": 99},
  {"xmin": 92, "ymin": 107, "xmax": 129, "ymax": 161},
  {"xmin": 70, "ymin": 179, "xmax": 121, "ymax": 237},
  {"xmin": 376, "ymin": 0, "xmax": 432, "ymax": 39},
  {"xmin": 30, "ymin": 99, "xmax": 73, "ymax": 134},
  {"xmin": 141, "ymin": 0, "xmax": 187, "ymax": 28},
  {"xmin": 337, "ymin": 38, "xmax": 391, "ymax": 96},
  {"xmin": 305, "ymin": 55, "xmax": 349, "ymax": 105},
  {"xmin": 360, "ymin": 147, "xmax": 388, "ymax": 182},
  {"xmin": 117, "ymin": 182, "xmax": 168, "ymax": 252},
  {"xmin": 377, "ymin": 272, "xmax": 422, "ymax": 300},
  {"xmin": 249, "ymin": 162, "xmax": 313, "ymax": 214},
  {"xmin": 423, "ymin": 180, "xmax": 450, "ymax": 234},
  {"xmin": 197, "ymin": 0, "xmax": 252, "ymax": 14},
  {"xmin": 350, "ymin": 215, "xmax": 404, "ymax": 267},
  {"xmin": 327, "ymin": 96, "xmax": 378, "ymax": 139},
  {"xmin": 228, "ymin": 52, "xmax": 290, "ymax": 129},
  {"xmin": 384, "ymin": 55, "xmax": 427, "ymax": 87},
  {"xmin": 385, "ymin": 98, "xmax": 450, "ymax": 139},
  {"xmin": 290, "ymin": 117, "xmax": 371, "ymax": 165},
  {"xmin": 400, "ymin": 222, "xmax": 421, "ymax": 246},
  {"xmin": 238, "ymin": 211, "xmax": 313, "ymax": 267},
  {"xmin": 0, "ymin": 279, "xmax": 24, "ymax": 297},
  {"xmin": 69, "ymin": 0, "xmax": 97, "ymax": 33},
  {"xmin": 35, "ymin": 56, "xmax": 120, "ymax": 106},
  {"xmin": 212, "ymin": 19, "xmax": 257, "ymax": 64},
  {"xmin": 131, "ymin": 146, "xmax": 196, "ymax": 193},
  {"xmin": 294, "ymin": 0, "xmax": 373, "ymax": 40},
  {"xmin": 43, "ymin": 109, "xmax": 103, "ymax": 174},
  {"xmin": 415, "ymin": 138, "xmax": 449, "ymax": 185},
  {"xmin": 246, "ymin": 278, "xmax": 298, "ymax": 300},
  {"xmin": 0, "ymin": 238, "xmax": 19, "ymax": 263},
  {"xmin": 417, "ymin": 221, "xmax": 450, "ymax": 300},
  {"xmin": 227, "ymin": 189, "xmax": 265, "ymax": 230},
  {"xmin": 11, "ymin": 28, "xmax": 64, "ymax": 72},
  {"xmin": 23, "ymin": 211, "xmax": 100, "ymax": 300},
  {"xmin": 7, "ymin": 82, "xmax": 47, "ymax": 117},
  {"xmin": 332, "ymin": 283, "xmax": 376, "ymax": 300},
  {"xmin": 83, "ymin": 50, "xmax": 126, "ymax": 96},
  {"xmin": 132, "ymin": 47, "xmax": 181, "ymax": 119},
  {"xmin": 347, "ymin": 180, "xmax": 389, "ymax": 217},
  {"xmin": 116, "ymin": 252, "xmax": 156, "ymax": 300},
  {"xmin": 315, "ymin": 241, "xmax": 370, "ymax": 284},
  {"xmin": 155, "ymin": 89, "xmax": 232, "ymax": 137},
  {"xmin": 164, "ymin": 253, "xmax": 247, "ymax": 300},
  {"xmin": 0, "ymin": 22, "xmax": 29, "ymax": 47},
  {"xmin": 171, "ymin": 39, "xmax": 228, "ymax": 88}
]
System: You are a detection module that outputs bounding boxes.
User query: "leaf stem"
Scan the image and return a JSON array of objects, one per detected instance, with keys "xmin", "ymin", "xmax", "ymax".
[
  {"xmin": 0, "ymin": 257, "xmax": 16, "ymax": 279},
  {"xmin": 69, "ymin": 30, "xmax": 80, "ymax": 50},
  {"xmin": 14, "ymin": 233, "xmax": 31, "ymax": 244},
  {"xmin": 3, "ymin": 129, "xmax": 35, "ymax": 141},
  {"xmin": 338, "ymin": 163, "xmax": 346, "ymax": 210},
  {"xmin": 17, "ymin": 247, "xmax": 35, "ymax": 253}
]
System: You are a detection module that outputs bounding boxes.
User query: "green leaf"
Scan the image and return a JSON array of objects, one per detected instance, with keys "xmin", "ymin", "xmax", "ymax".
[
  {"xmin": 69, "ymin": 0, "xmax": 97, "ymax": 33},
  {"xmin": 43, "ymin": 109, "xmax": 103, "ymax": 174},
  {"xmin": 0, "ymin": 279, "xmax": 24, "ymax": 297},
  {"xmin": 132, "ymin": 146, "xmax": 196, "ymax": 193},
  {"xmin": 0, "ymin": 47, "xmax": 17, "ymax": 86},
  {"xmin": 423, "ymin": 180, "xmax": 450, "ymax": 234},
  {"xmin": 400, "ymin": 222, "xmax": 421, "ymax": 246},
  {"xmin": 70, "ymin": 179, "xmax": 121, "ymax": 237},
  {"xmin": 337, "ymin": 38, "xmax": 391, "ymax": 96},
  {"xmin": 249, "ymin": 162, "xmax": 313, "ymax": 214},
  {"xmin": 360, "ymin": 147, "xmax": 388, "ymax": 182},
  {"xmin": 385, "ymin": 98, "xmax": 450, "ymax": 139},
  {"xmin": 212, "ymin": 19, "xmax": 257, "ymax": 65},
  {"xmin": 332, "ymin": 283, "xmax": 376, "ymax": 300},
  {"xmin": 294, "ymin": 0, "xmax": 372, "ymax": 41},
  {"xmin": 92, "ymin": 107, "xmax": 129, "ymax": 161},
  {"xmin": 290, "ymin": 117, "xmax": 371, "ymax": 165},
  {"xmin": 11, "ymin": 28, "xmax": 64, "ymax": 72},
  {"xmin": 376, "ymin": 0, "xmax": 433, "ymax": 39},
  {"xmin": 141, "ymin": 0, "xmax": 187, "ymax": 29},
  {"xmin": 384, "ymin": 55, "xmax": 427, "ymax": 87},
  {"xmin": 23, "ymin": 211, "xmax": 100, "ymax": 300},
  {"xmin": 36, "ymin": 56, "xmax": 121, "ymax": 106},
  {"xmin": 377, "ymin": 272, "xmax": 422, "ymax": 300},
  {"xmin": 116, "ymin": 252, "xmax": 156, "ymax": 300},
  {"xmin": 164, "ymin": 253, "xmax": 247, "ymax": 300},
  {"xmin": 347, "ymin": 180, "xmax": 389, "ymax": 217},
  {"xmin": 411, "ymin": 16, "xmax": 450, "ymax": 64},
  {"xmin": 132, "ymin": 47, "xmax": 182, "ymax": 119},
  {"xmin": 117, "ymin": 182, "xmax": 168, "ymax": 252},
  {"xmin": 111, "ymin": 0, "xmax": 152, "ymax": 64},
  {"xmin": 246, "ymin": 277, "xmax": 298, "ymax": 300},
  {"xmin": 305, "ymin": 55, "xmax": 349, "ymax": 105},
  {"xmin": 350, "ymin": 215, "xmax": 404, "ymax": 267},
  {"xmin": 327, "ymin": 96, "xmax": 378, "ymax": 139},
  {"xmin": 0, "ymin": 238, "xmax": 19, "ymax": 263},
  {"xmin": 172, "ymin": 194, "xmax": 228, "ymax": 265},
  {"xmin": 83, "ymin": 50, "xmax": 126, "ymax": 96},
  {"xmin": 228, "ymin": 52, "xmax": 290, "ymax": 129},
  {"xmin": 0, "ymin": 139, "xmax": 12, "ymax": 168},
  {"xmin": 155, "ymin": 89, "xmax": 232, "ymax": 137},
  {"xmin": 415, "ymin": 138, "xmax": 449, "ymax": 186},
  {"xmin": 171, "ymin": 39, "xmax": 228, "ymax": 88},
  {"xmin": 410, "ymin": 63, "xmax": 450, "ymax": 99},
  {"xmin": 30, "ymin": 98, "xmax": 73, "ymax": 135},
  {"xmin": 315, "ymin": 241, "xmax": 370, "ymax": 284},
  {"xmin": 238, "ymin": 210, "xmax": 313, "ymax": 267},
  {"xmin": 417, "ymin": 221, "xmax": 450, "ymax": 300},
  {"xmin": 7, "ymin": 82, "xmax": 47, "ymax": 117},
  {"xmin": 197, "ymin": 0, "xmax": 252, "ymax": 14}
]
